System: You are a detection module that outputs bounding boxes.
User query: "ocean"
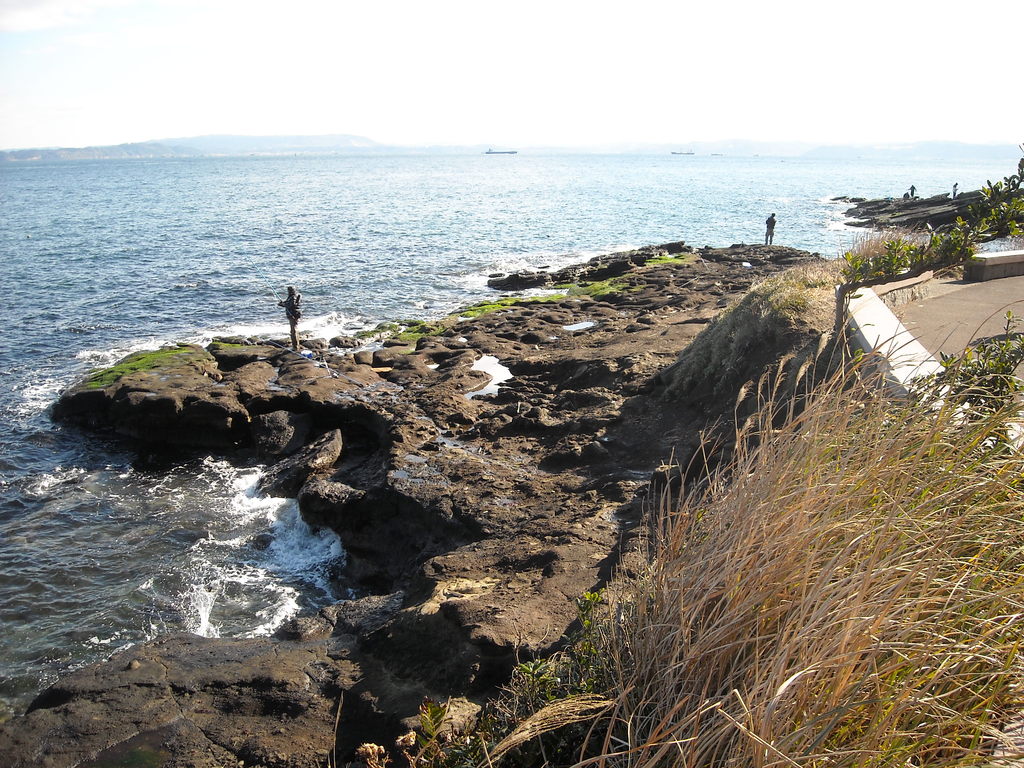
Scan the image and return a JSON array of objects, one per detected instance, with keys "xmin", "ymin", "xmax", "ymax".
[{"xmin": 0, "ymin": 150, "xmax": 1016, "ymax": 716}]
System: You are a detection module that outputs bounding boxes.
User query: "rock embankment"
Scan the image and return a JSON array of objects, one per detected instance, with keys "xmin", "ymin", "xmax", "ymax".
[
  {"xmin": 840, "ymin": 190, "xmax": 983, "ymax": 231},
  {"xmin": 3, "ymin": 241, "xmax": 831, "ymax": 767}
]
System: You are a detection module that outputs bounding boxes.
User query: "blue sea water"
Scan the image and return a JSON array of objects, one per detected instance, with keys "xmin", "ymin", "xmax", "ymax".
[{"xmin": 0, "ymin": 151, "xmax": 1016, "ymax": 715}]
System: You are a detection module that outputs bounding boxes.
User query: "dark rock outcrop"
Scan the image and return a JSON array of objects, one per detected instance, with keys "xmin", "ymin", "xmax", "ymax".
[
  {"xmin": 487, "ymin": 239, "xmax": 693, "ymax": 290},
  {"xmin": 258, "ymin": 428, "xmax": 344, "ymax": 497},
  {"xmin": 841, "ymin": 190, "xmax": 984, "ymax": 231},
  {"xmin": 251, "ymin": 409, "xmax": 313, "ymax": 457}
]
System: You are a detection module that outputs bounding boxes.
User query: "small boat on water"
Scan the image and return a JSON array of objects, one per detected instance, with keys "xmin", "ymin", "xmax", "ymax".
[{"xmin": 485, "ymin": 148, "xmax": 518, "ymax": 155}]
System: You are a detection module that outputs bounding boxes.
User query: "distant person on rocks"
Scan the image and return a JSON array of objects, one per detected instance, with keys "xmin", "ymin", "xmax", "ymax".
[
  {"xmin": 279, "ymin": 286, "xmax": 302, "ymax": 350},
  {"xmin": 908, "ymin": 185, "xmax": 916, "ymax": 198},
  {"xmin": 952, "ymin": 183, "xmax": 959, "ymax": 199},
  {"xmin": 765, "ymin": 213, "xmax": 777, "ymax": 245}
]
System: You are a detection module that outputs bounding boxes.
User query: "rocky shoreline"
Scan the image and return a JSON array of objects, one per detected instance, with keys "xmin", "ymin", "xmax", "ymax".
[
  {"xmin": 1, "ymin": 241, "xmax": 831, "ymax": 767},
  {"xmin": 839, "ymin": 189, "xmax": 982, "ymax": 232}
]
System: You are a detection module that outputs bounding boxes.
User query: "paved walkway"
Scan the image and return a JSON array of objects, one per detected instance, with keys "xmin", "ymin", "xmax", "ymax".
[{"xmin": 893, "ymin": 274, "xmax": 1024, "ymax": 369}]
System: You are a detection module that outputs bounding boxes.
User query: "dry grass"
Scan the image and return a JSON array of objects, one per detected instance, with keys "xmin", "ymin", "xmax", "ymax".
[
  {"xmin": 841, "ymin": 228, "xmax": 931, "ymax": 263},
  {"xmin": 595, "ymin": 363, "xmax": 1024, "ymax": 767},
  {"xmin": 660, "ymin": 261, "xmax": 841, "ymax": 409}
]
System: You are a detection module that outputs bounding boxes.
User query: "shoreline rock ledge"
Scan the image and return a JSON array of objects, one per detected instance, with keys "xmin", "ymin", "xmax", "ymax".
[
  {"xmin": 4, "ymin": 241, "xmax": 829, "ymax": 767},
  {"xmin": 840, "ymin": 189, "xmax": 983, "ymax": 232}
]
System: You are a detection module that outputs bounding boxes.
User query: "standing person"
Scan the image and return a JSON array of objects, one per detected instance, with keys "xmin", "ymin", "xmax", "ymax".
[
  {"xmin": 279, "ymin": 286, "xmax": 302, "ymax": 351},
  {"xmin": 952, "ymin": 183, "xmax": 959, "ymax": 199},
  {"xmin": 765, "ymin": 213, "xmax": 777, "ymax": 245},
  {"xmin": 908, "ymin": 184, "xmax": 917, "ymax": 198}
]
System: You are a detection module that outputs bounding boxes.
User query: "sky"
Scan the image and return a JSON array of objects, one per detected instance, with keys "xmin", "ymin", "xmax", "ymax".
[{"xmin": 1, "ymin": 0, "xmax": 1021, "ymax": 151}]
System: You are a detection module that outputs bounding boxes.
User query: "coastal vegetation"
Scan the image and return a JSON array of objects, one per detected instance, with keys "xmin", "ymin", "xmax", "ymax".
[
  {"xmin": 595, "ymin": 361, "xmax": 1024, "ymax": 767},
  {"xmin": 659, "ymin": 259, "xmax": 840, "ymax": 410},
  {"xmin": 840, "ymin": 153, "xmax": 1024, "ymax": 285}
]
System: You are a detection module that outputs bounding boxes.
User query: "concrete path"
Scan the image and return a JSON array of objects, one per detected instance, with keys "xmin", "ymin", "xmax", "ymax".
[{"xmin": 894, "ymin": 274, "xmax": 1024, "ymax": 367}]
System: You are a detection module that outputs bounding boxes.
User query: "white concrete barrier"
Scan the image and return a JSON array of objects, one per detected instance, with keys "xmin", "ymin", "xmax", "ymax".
[
  {"xmin": 846, "ymin": 287, "xmax": 943, "ymax": 395},
  {"xmin": 965, "ymin": 249, "xmax": 1024, "ymax": 282}
]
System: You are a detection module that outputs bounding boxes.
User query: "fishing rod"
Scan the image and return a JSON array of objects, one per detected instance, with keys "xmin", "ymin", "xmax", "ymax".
[{"xmin": 241, "ymin": 250, "xmax": 286, "ymax": 305}]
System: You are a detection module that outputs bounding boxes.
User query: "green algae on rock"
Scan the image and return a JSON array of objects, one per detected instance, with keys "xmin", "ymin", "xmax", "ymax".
[{"xmin": 84, "ymin": 344, "xmax": 214, "ymax": 389}]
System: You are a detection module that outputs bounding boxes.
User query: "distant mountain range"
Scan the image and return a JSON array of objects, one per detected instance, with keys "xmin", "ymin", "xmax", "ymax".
[
  {"xmin": 0, "ymin": 134, "xmax": 381, "ymax": 162},
  {"xmin": 1, "ymin": 135, "xmax": 1019, "ymax": 163}
]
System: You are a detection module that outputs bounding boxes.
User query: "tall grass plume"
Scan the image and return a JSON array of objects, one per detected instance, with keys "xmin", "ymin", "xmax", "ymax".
[{"xmin": 601, "ymin": 363, "xmax": 1024, "ymax": 766}]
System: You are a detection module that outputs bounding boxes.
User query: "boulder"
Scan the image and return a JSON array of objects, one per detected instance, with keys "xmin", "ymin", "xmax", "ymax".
[
  {"xmin": 258, "ymin": 429, "xmax": 343, "ymax": 497},
  {"xmin": 297, "ymin": 476, "xmax": 363, "ymax": 529},
  {"xmin": 52, "ymin": 345, "xmax": 252, "ymax": 448},
  {"xmin": 251, "ymin": 410, "xmax": 313, "ymax": 457}
]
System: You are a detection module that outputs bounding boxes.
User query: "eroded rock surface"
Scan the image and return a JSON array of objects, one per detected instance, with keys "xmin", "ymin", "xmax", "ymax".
[
  {"xmin": 840, "ymin": 190, "xmax": 983, "ymax": 232},
  {"xmin": 6, "ymin": 242, "xmax": 828, "ymax": 767}
]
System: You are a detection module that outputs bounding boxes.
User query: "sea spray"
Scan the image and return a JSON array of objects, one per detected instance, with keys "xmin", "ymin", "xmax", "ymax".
[{"xmin": 180, "ymin": 464, "xmax": 346, "ymax": 638}]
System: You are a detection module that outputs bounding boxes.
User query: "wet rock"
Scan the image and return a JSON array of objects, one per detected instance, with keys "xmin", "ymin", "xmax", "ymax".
[
  {"xmin": 372, "ymin": 349, "xmax": 400, "ymax": 368},
  {"xmin": 327, "ymin": 593, "xmax": 405, "ymax": 635},
  {"xmin": 297, "ymin": 476, "xmax": 363, "ymax": 529},
  {"xmin": 300, "ymin": 338, "xmax": 329, "ymax": 352},
  {"xmin": 251, "ymin": 410, "xmax": 313, "ymax": 457},
  {"xmin": 258, "ymin": 429, "xmax": 343, "ymax": 497},
  {"xmin": 206, "ymin": 341, "xmax": 279, "ymax": 371},
  {"xmin": 330, "ymin": 335, "xmax": 360, "ymax": 348},
  {"xmin": 52, "ymin": 345, "xmax": 251, "ymax": 448},
  {"xmin": 0, "ymin": 634, "xmax": 349, "ymax": 768},
  {"xmin": 844, "ymin": 190, "xmax": 984, "ymax": 231}
]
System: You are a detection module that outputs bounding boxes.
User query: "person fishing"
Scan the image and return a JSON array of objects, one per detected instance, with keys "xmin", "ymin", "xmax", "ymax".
[
  {"xmin": 765, "ymin": 213, "xmax": 777, "ymax": 245},
  {"xmin": 279, "ymin": 286, "xmax": 302, "ymax": 350}
]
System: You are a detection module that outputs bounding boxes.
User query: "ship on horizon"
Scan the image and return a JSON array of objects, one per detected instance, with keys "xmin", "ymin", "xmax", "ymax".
[
  {"xmin": 671, "ymin": 150, "xmax": 695, "ymax": 155},
  {"xmin": 485, "ymin": 148, "xmax": 518, "ymax": 155}
]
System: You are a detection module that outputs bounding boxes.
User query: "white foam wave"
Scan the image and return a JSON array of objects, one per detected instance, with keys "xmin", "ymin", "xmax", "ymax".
[
  {"xmin": 176, "ymin": 460, "xmax": 344, "ymax": 638},
  {"xmin": 182, "ymin": 579, "xmax": 222, "ymax": 637},
  {"xmin": 13, "ymin": 376, "xmax": 68, "ymax": 422},
  {"xmin": 179, "ymin": 559, "xmax": 305, "ymax": 639},
  {"xmin": 24, "ymin": 466, "xmax": 87, "ymax": 498},
  {"xmin": 189, "ymin": 310, "xmax": 370, "ymax": 347},
  {"xmin": 265, "ymin": 502, "xmax": 345, "ymax": 596},
  {"xmin": 243, "ymin": 586, "xmax": 302, "ymax": 638},
  {"xmin": 75, "ymin": 337, "xmax": 168, "ymax": 370}
]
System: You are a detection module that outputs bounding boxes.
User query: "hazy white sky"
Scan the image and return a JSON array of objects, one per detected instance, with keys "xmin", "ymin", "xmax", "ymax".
[{"xmin": 1, "ymin": 0, "xmax": 1021, "ymax": 150}]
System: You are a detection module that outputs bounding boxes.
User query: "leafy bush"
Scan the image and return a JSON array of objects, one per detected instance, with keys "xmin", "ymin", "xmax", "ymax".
[
  {"xmin": 841, "ymin": 154, "xmax": 1024, "ymax": 284},
  {"xmin": 912, "ymin": 312, "xmax": 1024, "ymax": 443}
]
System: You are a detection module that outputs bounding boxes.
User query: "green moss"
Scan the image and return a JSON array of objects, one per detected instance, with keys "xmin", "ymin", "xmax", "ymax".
[
  {"xmin": 570, "ymin": 277, "xmax": 630, "ymax": 297},
  {"xmin": 85, "ymin": 345, "xmax": 202, "ymax": 389},
  {"xmin": 457, "ymin": 294, "xmax": 568, "ymax": 319},
  {"xmin": 355, "ymin": 321, "xmax": 401, "ymax": 339},
  {"xmin": 395, "ymin": 320, "xmax": 447, "ymax": 342},
  {"xmin": 206, "ymin": 340, "xmax": 247, "ymax": 349},
  {"xmin": 552, "ymin": 276, "xmax": 639, "ymax": 298},
  {"xmin": 646, "ymin": 252, "xmax": 697, "ymax": 266}
]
